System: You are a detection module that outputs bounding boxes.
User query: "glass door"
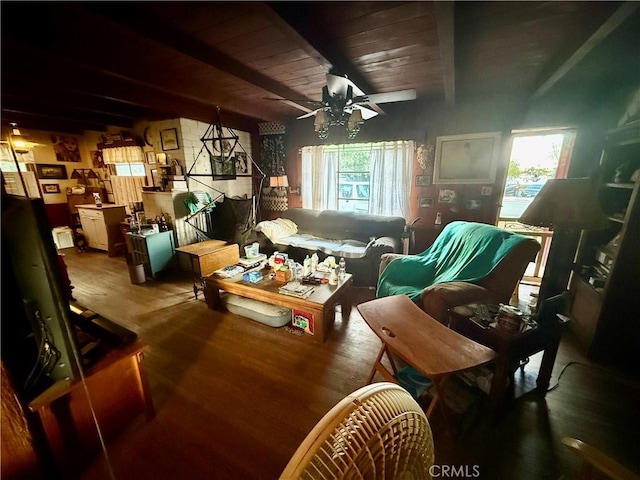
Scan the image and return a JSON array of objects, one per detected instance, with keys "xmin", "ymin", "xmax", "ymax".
[{"xmin": 498, "ymin": 129, "xmax": 576, "ymax": 285}]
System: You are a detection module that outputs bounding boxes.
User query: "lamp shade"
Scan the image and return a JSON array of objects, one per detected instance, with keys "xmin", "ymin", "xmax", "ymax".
[
  {"xmin": 269, "ymin": 175, "xmax": 289, "ymax": 188},
  {"xmin": 519, "ymin": 178, "xmax": 608, "ymax": 230}
]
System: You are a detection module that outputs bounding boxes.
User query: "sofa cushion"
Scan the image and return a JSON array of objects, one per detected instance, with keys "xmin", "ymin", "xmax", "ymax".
[
  {"xmin": 255, "ymin": 218, "xmax": 298, "ymax": 243},
  {"xmin": 275, "ymin": 234, "xmax": 368, "ymax": 259}
]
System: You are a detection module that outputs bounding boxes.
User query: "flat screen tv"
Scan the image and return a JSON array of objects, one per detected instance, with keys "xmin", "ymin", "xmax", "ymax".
[{"xmin": 2, "ymin": 194, "xmax": 79, "ymax": 398}]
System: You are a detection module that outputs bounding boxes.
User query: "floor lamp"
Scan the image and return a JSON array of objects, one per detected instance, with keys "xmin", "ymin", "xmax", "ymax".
[{"xmin": 518, "ymin": 178, "xmax": 608, "ymax": 305}]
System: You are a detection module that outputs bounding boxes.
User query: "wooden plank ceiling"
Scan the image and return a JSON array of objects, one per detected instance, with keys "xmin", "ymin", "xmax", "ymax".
[{"xmin": 1, "ymin": 1, "xmax": 637, "ymax": 134}]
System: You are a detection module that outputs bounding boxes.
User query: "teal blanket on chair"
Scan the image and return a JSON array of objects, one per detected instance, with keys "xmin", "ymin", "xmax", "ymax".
[{"xmin": 376, "ymin": 221, "xmax": 530, "ymax": 301}]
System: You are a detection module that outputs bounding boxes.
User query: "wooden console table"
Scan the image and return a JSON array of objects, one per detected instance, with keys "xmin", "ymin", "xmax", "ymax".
[
  {"xmin": 28, "ymin": 339, "xmax": 154, "ymax": 476},
  {"xmin": 175, "ymin": 240, "xmax": 240, "ymax": 299}
]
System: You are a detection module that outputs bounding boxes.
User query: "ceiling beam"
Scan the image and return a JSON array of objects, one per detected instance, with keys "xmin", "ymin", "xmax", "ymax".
[
  {"xmin": 2, "ymin": 40, "xmax": 281, "ymax": 129},
  {"xmin": 0, "ymin": 109, "xmax": 108, "ymax": 134},
  {"xmin": 79, "ymin": 3, "xmax": 313, "ymax": 115},
  {"xmin": 532, "ymin": 1, "xmax": 639, "ymax": 100},
  {"xmin": 434, "ymin": 1, "xmax": 456, "ymax": 107}
]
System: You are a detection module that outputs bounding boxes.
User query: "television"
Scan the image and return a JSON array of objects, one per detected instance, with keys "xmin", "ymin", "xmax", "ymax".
[{"xmin": 1, "ymin": 195, "xmax": 80, "ymax": 398}]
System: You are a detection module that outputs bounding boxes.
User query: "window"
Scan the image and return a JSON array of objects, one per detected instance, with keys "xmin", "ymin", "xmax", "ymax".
[
  {"xmin": 301, "ymin": 141, "xmax": 412, "ymax": 218},
  {"xmin": 114, "ymin": 163, "xmax": 146, "ymax": 177}
]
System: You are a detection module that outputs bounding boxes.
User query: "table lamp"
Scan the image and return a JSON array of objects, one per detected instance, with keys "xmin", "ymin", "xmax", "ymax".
[{"xmin": 518, "ymin": 178, "xmax": 608, "ymax": 304}]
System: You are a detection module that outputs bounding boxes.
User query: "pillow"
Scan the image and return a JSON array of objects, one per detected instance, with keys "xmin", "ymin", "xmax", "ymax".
[{"xmin": 255, "ymin": 218, "xmax": 298, "ymax": 243}]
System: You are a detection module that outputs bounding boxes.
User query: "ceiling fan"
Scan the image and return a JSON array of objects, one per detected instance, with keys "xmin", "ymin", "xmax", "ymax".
[{"xmin": 295, "ymin": 73, "xmax": 417, "ymax": 139}]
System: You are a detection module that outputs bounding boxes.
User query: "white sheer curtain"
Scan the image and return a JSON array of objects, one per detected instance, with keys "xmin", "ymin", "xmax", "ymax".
[
  {"xmin": 301, "ymin": 141, "xmax": 412, "ymax": 219},
  {"xmin": 110, "ymin": 176, "xmax": 146, "ymax": 207},
  {"xmin": 369, "ymin": 140, "xmax": 412, "ymax": 218},
  {"xmin": 301, "ymin": 146, "xmax": 338, "ymax": 211}
]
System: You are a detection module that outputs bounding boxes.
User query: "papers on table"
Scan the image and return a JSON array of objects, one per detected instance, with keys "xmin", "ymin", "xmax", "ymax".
[{"xmin": 278, "ymin": 282, "xmax": 315, "ymax": 299}]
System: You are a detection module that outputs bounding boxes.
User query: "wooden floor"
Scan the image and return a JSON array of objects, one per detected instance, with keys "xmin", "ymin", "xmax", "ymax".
[{"xmin": 57, "ymin": 248, "xmax": 640, "ymax": 480}]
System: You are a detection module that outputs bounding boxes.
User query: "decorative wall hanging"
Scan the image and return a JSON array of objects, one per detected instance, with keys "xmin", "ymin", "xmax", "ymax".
[
  {"xmin": 434, "ymin": 132, "xmax": 501, "ymax": 184},
  {"xmin": 258, "ymin": 122, "xmax": 286, "ymax": 177},
  {"xmin": 51, "ymin": 135, "xmax": 81, "ymax": 162},
  {"xmin": 160, "ymin": 128, "xmax": 179, "ymax": 151},
  {"xmin": 416, "ymin": 144, "xmax": 434, "ymax": 170}
]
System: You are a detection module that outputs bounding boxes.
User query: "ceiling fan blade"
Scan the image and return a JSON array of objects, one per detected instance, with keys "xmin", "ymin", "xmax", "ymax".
[
  {"xmin": 297, "ymin": 109, "xmax": 322, "ymax": 120},
  {"xmin": 354, "ymin": 89, "xmax": 417, "ymax": 105},
  {"xmin": 326, "ymin": 73, "xmax": 364, "ymax": 98},
  {"xmin": 353, "ymin": 105, "xmax": 378, "ymax": 120}
]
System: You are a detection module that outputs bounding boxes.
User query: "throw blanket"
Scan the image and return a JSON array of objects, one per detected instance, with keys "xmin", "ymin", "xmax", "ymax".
[{"xmin": 377, "ymin": 221, "xmax": 530, "ymax": 301}]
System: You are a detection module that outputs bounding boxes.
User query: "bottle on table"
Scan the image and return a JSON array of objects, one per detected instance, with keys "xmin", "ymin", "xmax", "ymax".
[
  {"xmin": 338, "ymin": 257, "xmax": 346, "ymax": 280},
  {"xmin": 303, "ymin": 255, "xmax": 311, "ymax": 276}
]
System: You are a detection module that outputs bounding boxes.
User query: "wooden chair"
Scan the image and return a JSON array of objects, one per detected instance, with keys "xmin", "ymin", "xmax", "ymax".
[
  {"xmin": 560, "ymin": 437, "xmax": 640, "ymax": 480},
  {"xmin": 279, "ymin": 382, "xmax": 435, "ymax": 479}
]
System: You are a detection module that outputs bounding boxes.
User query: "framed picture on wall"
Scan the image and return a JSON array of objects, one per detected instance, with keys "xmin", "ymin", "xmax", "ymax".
[
  {"xmin": 42, "ymin": 184, "xmax": 61, "ymax": 194},
  {"xmin": 434, "ymin": 132, "xmax": 501, "ymax": 184},
  {"xmin": 415, "ymin": 175, "xmax": 431, "ymax": 186},
  {"xmin": 211, "ymin": 154, "xmax": 236, "ymax": 180},
  {"xmin": 36, "ymin": 164, "xmax": 67, "ymax": 179},
  {"xmin": 160, "ymin": 128, "xmax": 179, "ymax": 151},
  {"xmin": 233, "ymin": 152, "xmax": 251, "ymax": 176},
  {"xmin": 419, "ymin": 197, "xmax": 434, "ymax": 208}
]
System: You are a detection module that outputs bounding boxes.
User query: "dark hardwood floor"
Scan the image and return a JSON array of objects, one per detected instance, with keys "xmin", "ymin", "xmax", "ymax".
[{"xmin": 58, "ymin": 248, "xmax": 639, "ymax": 480}]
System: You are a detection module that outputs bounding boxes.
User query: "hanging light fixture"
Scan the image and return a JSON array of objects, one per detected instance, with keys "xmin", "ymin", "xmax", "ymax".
[{"xmin": 8, "ymin": 123, "xmax": 42, "ymax": 153}]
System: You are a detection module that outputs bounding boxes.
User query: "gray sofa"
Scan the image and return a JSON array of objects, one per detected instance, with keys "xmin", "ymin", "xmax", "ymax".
[{"xmin": 255, "ymin": 208, "xmax": 406, "ymax": 287}]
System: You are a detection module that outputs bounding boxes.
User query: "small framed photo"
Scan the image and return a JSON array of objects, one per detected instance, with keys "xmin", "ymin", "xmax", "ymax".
[
  {"xmin": 42, "ymin": 183, "xmax": 61, "ymax": 194},
  {"xmin": 465, "ymin": 199, "xmax": 483, "ymax": 210},
  {"xmin": 160, "ymin": 128, "xmax": 179, "ymax": 151},
  {"xmin": 155, "ymin": 153, "xmax": 167, "ymax": 165},
  {"xmin": 36, "ymin": 164, "xmax": 67, "ymax": 179},
  {"xmin": 419, "ymin": 197, "xmax": 434, "ymax": 208},
  {"xmin": 146, "ymin": 151, "xmax": 156, "ymax": 164},
  {"xmin": 438, "ymin": 189, "xmax": 457, "ymax": 203},
  {"xmin": 481, "ymin": 186, "xmax": 493, "ymax": 196},
  {"xmin": 415, "ymin": 175, "xmax": 431, "ymax": 187}
]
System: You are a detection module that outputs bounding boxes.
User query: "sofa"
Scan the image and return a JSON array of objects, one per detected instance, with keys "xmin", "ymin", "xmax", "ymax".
[
  {"xmin": 377, "ymin": 221, "xmax": 541, "ymax": 324},
  {"xmin": 254, "ymin": 208, "xmax": 406, "ymax": 287}
]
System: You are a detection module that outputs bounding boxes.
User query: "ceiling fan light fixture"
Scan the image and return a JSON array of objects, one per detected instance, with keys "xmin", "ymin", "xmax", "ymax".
[{"xmin": 315, "ymin": 110, "xmax": 329, "ymax": 139}]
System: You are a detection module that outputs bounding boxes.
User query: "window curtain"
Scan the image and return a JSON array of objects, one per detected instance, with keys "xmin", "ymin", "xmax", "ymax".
[
  {"xmin": 369, "ymin": 140, "xmax": 412, "ymax": 218},
  {"xmin": 102, "ymin": 146, "xmax": 144, "ymax": 164},
  {"xmin": 301, "ymin": 146, "xmax": 338, "ymax": 211},
  {"xmin": 301, "ymin": 141, "xmax": 411, "ymax": 218},
  {"xmin": 110, "ymin": 176, "xmax": 146, "ymax": 207}
]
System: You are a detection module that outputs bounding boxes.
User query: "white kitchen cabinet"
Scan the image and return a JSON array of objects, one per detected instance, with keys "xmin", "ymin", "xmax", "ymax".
[{"xmin": 77, "ymin": 204, "xmax": 126, "ymax": 256}]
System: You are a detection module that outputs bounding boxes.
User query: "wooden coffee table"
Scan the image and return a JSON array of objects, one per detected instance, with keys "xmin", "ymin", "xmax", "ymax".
[{"xmin": 203, "ymin": 270, "xmax": 353, "ymax": 343}]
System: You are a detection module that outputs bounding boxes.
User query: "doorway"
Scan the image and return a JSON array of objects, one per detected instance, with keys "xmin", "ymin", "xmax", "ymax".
[{"xmin": 497, "ymin": 128, "xmax": 576, "ymax": 285}]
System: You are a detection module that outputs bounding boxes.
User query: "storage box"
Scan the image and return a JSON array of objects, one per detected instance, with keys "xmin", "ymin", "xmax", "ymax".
[{"xmin": 52, "ymin": 227, "xmax": 74, "ymax": 250}]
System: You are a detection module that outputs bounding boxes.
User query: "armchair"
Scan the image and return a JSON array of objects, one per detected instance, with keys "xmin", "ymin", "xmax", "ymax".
[{"xmin": 378, "ymin": 221, "xmax": 540, "ymax": 324}]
